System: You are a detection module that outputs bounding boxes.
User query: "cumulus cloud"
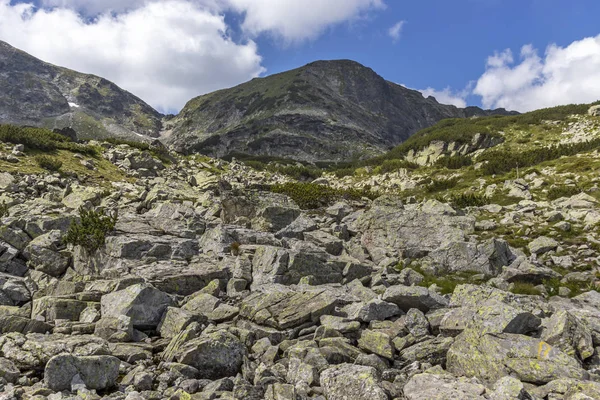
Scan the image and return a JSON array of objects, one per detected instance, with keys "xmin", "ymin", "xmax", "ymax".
[
  {"xmin": 226, "ymin": 0, "xmax": 386, "ymax": 42},
  {"xmin": 474, "ymin": 35, "xmax": 600, "ymax": 112},
  {"xmin": 0, "ymin": 0, "xmax": 264, "ymax": 113},
  {"xmin": 388, "ymin": 20, "xmax": 405, "ymax": 43},
  {"xmin": 419, "ymin": 87, "xmax": 469, "ymax": 108}
]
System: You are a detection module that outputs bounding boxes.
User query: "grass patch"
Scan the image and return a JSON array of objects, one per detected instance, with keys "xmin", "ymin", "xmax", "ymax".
[
  {"xmin": 547, "ymin": 185, "xmax": 582, "ymax": 200},
  {"xmin": 426, "ymin": 177, "xmax": 459, "ymax": 193},
  {"xmin": 445, "ymin": 193, "xmax": 490, "ymax": 208},
  {"xmin": 510, "ymin": 282, "xmax": 542, "ymax": 296},
  {"xmin": 34, "ymin": 155, "xmax": 62, "ymax": 171},
  {"xmin": 435, "ymin": 155, "xmax": 473, "ymax": 170}
]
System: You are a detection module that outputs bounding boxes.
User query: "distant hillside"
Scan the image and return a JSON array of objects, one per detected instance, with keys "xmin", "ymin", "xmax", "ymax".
[
  {"xmin": 0, "ymin": 40, "xmax": 162, "ymax": 141},
  {"xmin": 164, "ymin": 60, "xmax": 516, "ymax": 162}
]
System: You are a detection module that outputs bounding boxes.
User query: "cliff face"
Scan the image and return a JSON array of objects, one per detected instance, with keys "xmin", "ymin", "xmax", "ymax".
[
  {"xmin": 165, "ymin": 60, "xmax": 515, "ymax": 162},
  {"xmin": 0, "ymin": 40, "xmax": 162, "ymax": 140}
]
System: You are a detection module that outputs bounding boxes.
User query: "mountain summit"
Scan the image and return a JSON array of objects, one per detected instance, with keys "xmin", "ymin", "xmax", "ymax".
[
  {"xmin": 0, "ymin": 40, "xmax": 162, "ymax": 140},
  {"xmin": 165, "ymin": 59, "xmax": 515, "ymax": 162}
]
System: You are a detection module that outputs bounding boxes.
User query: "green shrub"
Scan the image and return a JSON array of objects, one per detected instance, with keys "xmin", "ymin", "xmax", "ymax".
[
  {"xmin": 271, "ymin": 182, "xmax": 378, "ymax": 209},
  {"xmin": 379, "ymin": 159, "xmax": 420, "ymax": 173},
  {"xmin": 479, "ymin": 137, "xmax": 600, "ymax": 175},
  {"xmin": 105, "ymin": 137, "xmax": 171, "ymax": 164},
  {"xmin": 267, "ymin": 164, "xmax": 322, "ymax": 181},
  {"xmin": 35, "ymin": 155, "xmax": 62, "ymax": 171},
  {"xmin": 332, "ymin": 167, "xmax": 356, "ymax": 179},
  {"xmin": 547, "ymin": 186, "xmax": 582, "ymax": 200},
  {"xmin": 0, "ymin": 124, "xmax": 96, "ymax": 155},
  {"xmin": 63, "ymin": 207, "xmax": 118, "ymax": 253},
  {"xmin": 510, "ymin": 282, "xmax": 542, "ymax": 296},
  {"xmin": 426, "ymin": 177, "xmax": 459, "ymax": 193},
  {"xmin": 435, "ymin": 155, "xmax": 473, "ymax": 169},
  {"xmin": 446, "ymin": 193, "xmax": 490, "ymax": 208}
]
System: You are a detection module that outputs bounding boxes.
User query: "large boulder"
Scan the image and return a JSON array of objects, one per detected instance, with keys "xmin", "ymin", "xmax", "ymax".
[
  {"xmin": 321, "ymin": 364, "xmax": 388, "ymax": 400},
  {"xmin": 382, "ymin": 285, "xmax": 449, "ymax": 312},
  {"xmin": 174, "ymin": 330, "xmax": 246, "ymax": 379},
  {"xmin": 221, "ymin": 191, "xmax": 300, "ymax": 232},
  {"xmin": 44, "ymin": 354, "xmax": 120, "ymax": 391},
  {"xmin": 100, "ymin": 283, "xmax": 175, "ymax": 329},
  {"xmin": 447, "ymin": 330, "xmax": 588, "ymax": 385},
  {"xmin": 239, "ymin": 286, "xmax": 337, "ymax": 330},
  {"xmin": 22, "ymin": 230, "xmax": 70, "ymax": 277},
  {"xmin": 403, "ymin": 372, "xmax": 486, "ymax": 400}
]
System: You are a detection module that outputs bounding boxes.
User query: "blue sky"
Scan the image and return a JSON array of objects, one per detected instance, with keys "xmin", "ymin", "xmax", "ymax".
[{"xmin": 2, "ymin": 0, "xmax": 600, "ymax": 113}]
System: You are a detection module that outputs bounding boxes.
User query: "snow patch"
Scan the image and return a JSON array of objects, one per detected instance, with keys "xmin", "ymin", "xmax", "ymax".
[{"xmin": 68, "ymin": 102, "xmax": 80, "ymax": 108}]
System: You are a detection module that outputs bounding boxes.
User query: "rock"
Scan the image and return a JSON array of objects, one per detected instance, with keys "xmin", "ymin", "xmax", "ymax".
[
  {"xmin": 528, "ymin": 236, "xmax": 559, "ymax": 255},
  {"xmin": 382, "ymin": 285, "xmax": 449, "ymax": 312},
  {"xmin": 94, "ymin": 316, "xmax": 134, "ymax": 342},
  {"xmin": 239, "ymin": 287, "xmax": 337, "ymax": 330},
  {"xmin": 101, "ymin": 283, "xmax": 175, "ymax": 329},
  {"xmin": 447, "ymin": 330, "xmax": 588, "ymax": 385},
  {"xmin": 22, "ymin": 230, "xmax": 70, "ymax": 277},
  {"xmin": 175, "ymin": 330, "xmax": 246, "ymax": 379},
  {"xmin": 321, "ymin": 364, "xmax": 388, "ymax": 400},
  {"xmin": 0, "ymin": 357, "xmax": 19, "ymax": 383},
  {"xmin": 405, "ymin": 308, "xmax": 430, "ymax": 337},
  {"xmin": 542, "ymin": 310, "xmax": 594, "ymax": 361},
  {"xmin": 403, "ymin": 372, "xmax": 486, "ymax": 400},
  {"xmin": 400, "ymin": 336, "xmax": 454, "ymax": 365},
  {"xmin": 589, "ymin": 105, "xmax": 600, "ymax": 116},
  {"xmin": 342, "ymin": 299, "xmax": 402, "ymax": 323},
  {"xmin": 44, "ymin": 354, "xmax": 120, "ymax": 391},
  {"xmin": 158, "ymin": 307, "xmax": 206, "ymax": 338},
  {"xmin": 358, "ymin": 330, "xmax": 394, "ymax": 360},
  {"xmin": 488, "ymin": 376, "xmax": 530, "ymax": 400}
]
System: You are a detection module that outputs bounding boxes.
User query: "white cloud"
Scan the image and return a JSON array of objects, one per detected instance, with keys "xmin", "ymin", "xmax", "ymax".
[
  {"xmin": 388, "ymin": 20, "xmax": 405, "ymax": 43},
  {"xmin": 419, "ymin": 87, "xmax": 468, "ymax": 108},
  {"xmin": 474, "ymin": 35, "xmax": 600, "ymax": 112},
  {"xmin": 0, "ymin": 0, "xmax": 264, "ymax": 113},
  {"xmin": 226, "ymin": 0, "xmax": 386, "ymax": 42}
]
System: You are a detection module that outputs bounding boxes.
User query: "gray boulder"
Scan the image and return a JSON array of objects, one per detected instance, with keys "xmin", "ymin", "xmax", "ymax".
[
  {"xmin": 382, "ymin": 285, "xmax": 449, "ymax": 312},
  {"xmin": 321, "ymin": 364, "xmax": 388, "ymax": 400},
  {"xmin": 44, "ymin": 354, "xmax": 120, "ymax": 391},
  {"xmin": 175, "ymin": 330, "xmax": 246, "ymax": 379},
  {"xmin": 100, "ymin": 283, "xmax": 175, "ymax": 329},
  {"xmin": 403, "ymin": 372, "xmax": 486, "ymax": 400}
]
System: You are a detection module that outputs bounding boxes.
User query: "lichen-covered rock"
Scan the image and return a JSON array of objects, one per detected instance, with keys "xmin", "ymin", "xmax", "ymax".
[
  {"xmin": 100, "ymin": 283, "xmax": 175, "ymax": 329},
  {"xmin": 321, "ymin": 364, "xmax": 388, "ymax": 400},
  {"xmin": 447, "ymin": 330, "xmax": 588, "ymax": 385},
  {"xmin": 0, "ymin": 357, "xmax": 20, "ymax": 383},
  {"xmin": 44, "ymin": 354, "xmax": 120, "ymax": 391},
  {"xmin": 403, "ymin": 371, "xmax": 486, "ymax": 400},
  {"xmin": 541, "ymin": 310, "xmax": 594, "ymax": 361},
  {"xmin": 175, "ymin": 330, "xmax": 246, "ymax": 380},
  {"xmin": 528, "ymin": 236, "xmax": 559, "ymax": 255},
  {"xmin": 358, "ymin": 330, "xmax": 394, "ymax": 360}
]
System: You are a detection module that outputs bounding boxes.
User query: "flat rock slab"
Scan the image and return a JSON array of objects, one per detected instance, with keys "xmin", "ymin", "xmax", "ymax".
[
  {"xmin": 44, "ymin": 354, "xmax": 120, "ymax": 391},
  {"xmin": 239, "ymin": 287, "xmax": 338, "ymax": 330}
]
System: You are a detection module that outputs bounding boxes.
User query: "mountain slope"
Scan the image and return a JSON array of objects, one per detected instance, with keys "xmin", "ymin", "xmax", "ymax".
[
  {"xmin": 0, "ymin": 40, "xmax": 162, "ymax": 140},
  {"xmin": 165, "ymin": 60, "xmax": 516, "ymax": 162}
]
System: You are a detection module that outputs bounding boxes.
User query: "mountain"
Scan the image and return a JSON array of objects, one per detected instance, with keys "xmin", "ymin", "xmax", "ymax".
[
  {"xmin": 0, "ymin": 40, "xmax": 162, "ymax": 141},
  {"xmin": 164, "ymin": 60, "xmax": 516, "ymax": 162}
]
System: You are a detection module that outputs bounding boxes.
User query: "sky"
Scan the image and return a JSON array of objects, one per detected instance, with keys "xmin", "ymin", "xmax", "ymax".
[{"xmin": 1, "ymin": 0, "xmax": 600, "ymax": 114}]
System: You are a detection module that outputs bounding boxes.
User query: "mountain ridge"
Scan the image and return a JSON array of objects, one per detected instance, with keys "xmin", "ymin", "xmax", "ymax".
[{"xmin": 164, "ymin": 59, "xmax": 516, "ymax": 162}]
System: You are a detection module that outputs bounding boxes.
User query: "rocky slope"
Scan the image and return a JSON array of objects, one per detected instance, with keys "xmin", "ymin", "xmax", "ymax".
[
  {"xmin": 0, "ymin": 40, "xmax": 162, "ymax": 141},
  {"xmin": 1, "ymin": 105, "xmax": 600, "ymax": 399},
  {"xmin": 164, "ymin": 60, "xmax": 515, "ymax": 162}
]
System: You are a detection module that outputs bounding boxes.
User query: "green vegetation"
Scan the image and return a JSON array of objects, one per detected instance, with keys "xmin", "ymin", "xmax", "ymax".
[
  {"xmin": 446, "ymin": 193, "xmax": 490, "ymax": 208},
  {"xmin": 510, "ymin": 282, "xmax": 542, "ymax": 296},
  {"xmin": 426, "ymin": 177, "xmax": 459, "ymax": 193},
  {"xmin": 0, "ymin": 124, "xmax": 96, "ymax": 155},
  {"xmin": 377, "ymin": 159, "xmax": 420, "ymax": 173},
  {"xmin": 547, "ymin": 185, "xmax": 582, "ymax": 200},
  {"xmin": 63, "ymin": 207, "xmax": 118, "ymax": 253},
  {"xmin": 479, "ymin": 137, "xmax": 600, "ymax": 175},
  {"xmin": 396, "ymin": 263, "xmax": 482, "ymax": 295},
  {"xmin": 271, "ymin": 182, "xmax": 379, "ymax": 209},
  {"xmin": 34, "ymin": 155, "xmax": 62, "ymax": 171},
  {"xmin": 435, "ymin": 155, "xmax": 473, "ymax": 169}
]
